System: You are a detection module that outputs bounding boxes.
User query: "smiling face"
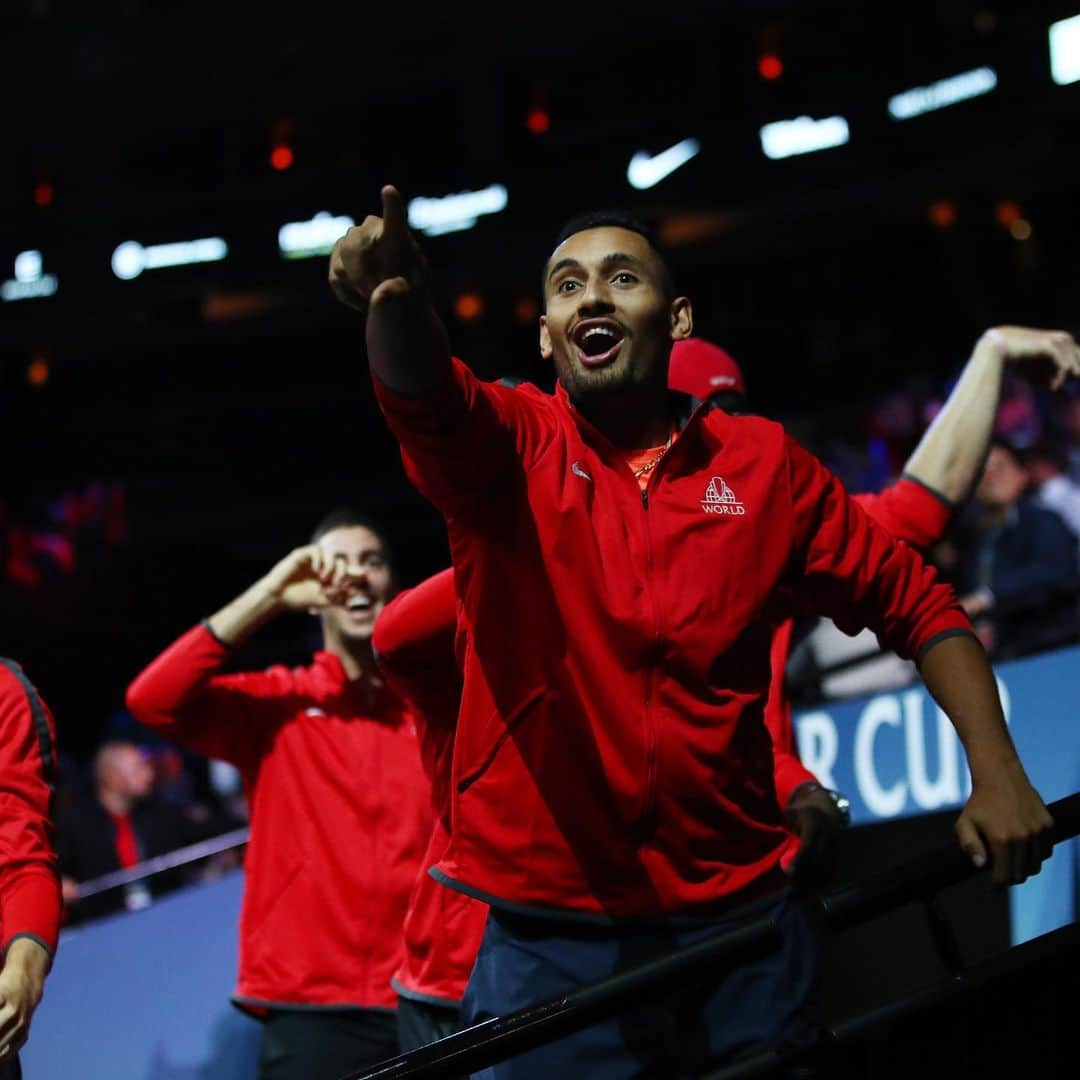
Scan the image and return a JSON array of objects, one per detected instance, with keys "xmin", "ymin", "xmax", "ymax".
[
  {"xmin": 316, "ymin": 525, "xmax": 393, "ymax": 645},
  {"xmin": 539, "ymin": 226, "xmax": 692, "ymax": 409}
]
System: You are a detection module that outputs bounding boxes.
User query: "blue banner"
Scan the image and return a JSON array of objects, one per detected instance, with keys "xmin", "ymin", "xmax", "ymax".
[
  {"xmin": 793, "ymin": 644, "xmax": 1080, "ymax": 944},
  {"xmin": 23, "ymin": 871, "xmax": 261, "ymax": 1079}
]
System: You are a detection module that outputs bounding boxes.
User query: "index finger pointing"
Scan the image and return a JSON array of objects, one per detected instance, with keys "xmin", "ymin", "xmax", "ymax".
[{"xmin": 380, "ymin": 185, "xmax": 409, "ymax": 241}]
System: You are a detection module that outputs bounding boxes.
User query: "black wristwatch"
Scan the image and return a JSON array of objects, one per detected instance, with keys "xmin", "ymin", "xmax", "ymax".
[{"xmin": 790, "ymin": 781, "xmax": 851, "ymax": 827}]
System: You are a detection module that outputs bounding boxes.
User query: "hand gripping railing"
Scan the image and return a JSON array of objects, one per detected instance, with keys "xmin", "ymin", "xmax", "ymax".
[{"xmin": 343, "ymin": 791, "xmax": 1080, "ymax": 1080}]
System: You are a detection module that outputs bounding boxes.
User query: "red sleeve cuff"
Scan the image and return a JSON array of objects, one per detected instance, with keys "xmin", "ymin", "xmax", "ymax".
[
  {"xmin": 773, "ymin": 754, "xmax": 819, "ymax": 808},
  {"xmin": 855, "ymin": 477, "xmax": 953, "ymax": 551},
  {"xmin": 2, "ymin": 869, "xmax": 61, "ymax": 956}
]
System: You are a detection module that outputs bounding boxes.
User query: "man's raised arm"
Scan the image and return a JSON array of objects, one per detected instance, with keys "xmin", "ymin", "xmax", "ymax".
[
  {"xmin": 904, "ymin": 326, "xmax": 1079, "ymax": 504},
  {"xmin": 329, "ymin": 185, "xmax": 450, "ymax": 395}
]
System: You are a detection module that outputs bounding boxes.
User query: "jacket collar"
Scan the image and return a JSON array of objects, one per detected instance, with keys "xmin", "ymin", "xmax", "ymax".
[{"xmin": 553, "ymin": 380, "xmax": 704, "ymax": 454}]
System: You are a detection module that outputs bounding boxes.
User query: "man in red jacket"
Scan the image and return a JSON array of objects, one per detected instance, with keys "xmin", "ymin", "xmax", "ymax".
[
  {"xmin": 0, "ymin": 659, "xmax": 60, "ymax": 1079},
  {"xmin": 330, "ymin": 190, "xmax": 1053, "ymax": 1075},
  {"xmin": 375, "ymin": 326, "xmax": 1079, "ymax": 1056},
  {"xmin": 126, "ymin": 509, "xmax": 432, "ymax": 1080}
]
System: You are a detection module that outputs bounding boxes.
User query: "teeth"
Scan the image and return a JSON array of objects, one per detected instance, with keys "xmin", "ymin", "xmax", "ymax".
[{"xmin": 583, "ymin": 326, "xmax": 617, "ymax": 340}]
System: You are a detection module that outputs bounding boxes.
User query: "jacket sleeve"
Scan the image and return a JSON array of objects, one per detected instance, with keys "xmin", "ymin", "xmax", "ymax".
[
  {"xmin": 854, "ymin": 476, "xmax": 953, "ymax": 552},
  {"xmin": 764, "ymin": 620, "xmax": 817, "ymax": 807},
  {"xmin": 785, "ymin": 437, "xmax": 973, "ymax": 660},
  {"xmin": 371, "ymin": 357, "xmax": 555, "ymax": 517},
  {"xmin": 125, "ymin": 623, "xmax": 291, "ymax": 767},
  {"xmin": 373, "ymin": 568, "xmax": 462, "ymax": 732},
  {"xmin": 0, "ymin": 661, "xmax": 61, "ymax": 958}
]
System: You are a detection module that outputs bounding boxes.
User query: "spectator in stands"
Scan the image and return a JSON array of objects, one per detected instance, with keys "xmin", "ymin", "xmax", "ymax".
[
  {"xmin": 1062, "ymin": 394, "xmax": 1080, "ymax": 483},
  {"xmin": 0, "ymin": 659, "xmax": 60, "ymax": 1077},
  {"xmin": 1023, "ymin": 440, "xmax": 1080, "ymax": 538},
  {"xmin": 794, "ymin": 325, "xmax": 1080, "ymax": 699},
  {"xmin": 55, "ymin": 740, "xmax": 214, "ymax": 921},
  {"xmin": 957, "ymin": 439, "xmax": 1079, "ymax": 658},
  {"xmin": 125, "ymin": 510, "xmax": 432, "ymax": 1080}
]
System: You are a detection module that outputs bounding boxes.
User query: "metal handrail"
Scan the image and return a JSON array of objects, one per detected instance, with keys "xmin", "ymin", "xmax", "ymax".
[
  {"xmin": 74, "ymin": 826, "xmax": 250, "ymax": 900},
  {"xmin": 345, "ymin": 791, "xmax": 1080, "ymax": 1080}
]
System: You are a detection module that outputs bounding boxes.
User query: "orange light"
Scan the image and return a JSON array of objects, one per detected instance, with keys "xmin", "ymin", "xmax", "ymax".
[
  {"xmin": 995, "ymin": 200, "xmax": 1021, "ymax": 227},
  {"xmin": 514, "ymin": 297, "xmax": 539, "ymax": 323},
  {"xmin": 270, "ymin": 145, "xmax": 294, "ymax": 171},
  {"xmin": 527, "ymin": 108, "xmax": 550, "ymax": 135},
  {"xmin": 758, "ymin": 54, "xmax": 783, "ymax": 80},
  {"xmin": 454, "ymin": 293, "xmax": 484, "ymax": 321},
  {"xmin": 1010, "ymin": 218, "xmax": 1033, "ymax": 241},
  {"xmin": 27, "ymin": 359, "xmax": 50, "ymax": 387},
  {"xmin": 928, "ymin": 201, "xmax": 957, "ymax": 228},
  {"xmin": 33, "ymin": 182, "xmax": 54, "ymax": 207}
]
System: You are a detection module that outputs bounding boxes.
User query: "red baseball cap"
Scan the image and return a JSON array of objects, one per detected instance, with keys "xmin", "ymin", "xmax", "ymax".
[{"xmin": 667, "ymin": 337, "xmax": 746, "ymax": 399}]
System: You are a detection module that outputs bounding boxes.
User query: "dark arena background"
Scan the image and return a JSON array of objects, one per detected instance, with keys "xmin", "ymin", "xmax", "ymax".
[{"xmin": 2, "ymin": 2, "xmax": 1079, "ymax": 1077}]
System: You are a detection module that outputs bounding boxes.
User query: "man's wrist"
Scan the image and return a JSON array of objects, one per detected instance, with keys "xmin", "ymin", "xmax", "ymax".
[
  {"xmin": 966, "ymin": 748, "xmax": 1026, "ymax": 789},
  {"xmin": 207, "ymin": 580, "xmax": 284, "ymax": 646},
  {"xmin": 787, "ymin": 781, "xmax": 851, "ymax": 826},
  {"xmin": 4, "ymin": 936, "xmax": 51, "ymax": 980}
]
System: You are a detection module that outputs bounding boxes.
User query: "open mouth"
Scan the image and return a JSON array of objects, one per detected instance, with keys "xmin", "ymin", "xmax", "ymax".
[
  {"xmin": 345, "ymin": 595, "xmax": 374, "ymax": 616},
  {"xmin": 572, "ymin": 318, "xmax": 626, "ymax": 369}
]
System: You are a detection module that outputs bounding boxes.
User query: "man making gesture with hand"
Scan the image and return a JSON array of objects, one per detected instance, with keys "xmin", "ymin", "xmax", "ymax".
[
  {"xmin": 332, "ymin": 188, "xmax": 1052, "ymax": 1076},
  {"xmin": 127, "ymin": 509, "xmax": 432, "ymax": 1079}
]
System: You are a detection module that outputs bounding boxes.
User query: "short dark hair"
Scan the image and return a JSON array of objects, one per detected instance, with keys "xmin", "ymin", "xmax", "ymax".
[
  {"xmin": 310, "ymin": 508, "xmax": 393, "ymax": 566},
  {"xmin": 1020, "ymin": 439, "xmax": 1067, "ymax": 473},
  {"xmin": 989, "ymin": 436, "xmax": 1024, "ymax": 468},
  {"xmin": 544, "ymin": 210, "xmax": 676, "ymax": 302}
]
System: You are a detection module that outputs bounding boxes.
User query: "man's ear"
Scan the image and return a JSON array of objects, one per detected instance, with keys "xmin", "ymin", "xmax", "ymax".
[
  {"xmin": 670, "ymin": 297, "xmax": 693, "ymax": 341},
  {"xmin": 539, "ymin": 314, "xmax": 553, "ymax": 360}
]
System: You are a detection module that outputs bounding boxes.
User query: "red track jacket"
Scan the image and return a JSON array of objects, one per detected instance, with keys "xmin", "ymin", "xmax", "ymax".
[
  {"xmin": 126, "ymin": 625, "xmax": 432, "ymax": 1011},
  {"xmin": 0, "ymin": 659, "xmax": 61, "ymax": 959},
  {"xmin": 380, "ymin": 479, "xmax": 954, "ymax": 998},
  {"xmin": 373, "ymin": 570, "xmax": 488, "ymax": 1006},
  {"xmin": 768, "ymin": 477, "xmax": 954, "ymax": 806},
  {"xmin": 374, "ymin": 359, "xmax": 972, "ymax": 920}
]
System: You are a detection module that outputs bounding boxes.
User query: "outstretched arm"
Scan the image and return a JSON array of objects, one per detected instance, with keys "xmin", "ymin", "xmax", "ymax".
[
  {"xmin": 329, "ymin": 185, "xmax": 450, "ymax": 395},
  {"xmin": 904, "ymin": 326, "xmax": 1079, "ymax": 504},
  {"xmin": 788, "ymin": 439, "xmax": 1052, "ymax": 886}
]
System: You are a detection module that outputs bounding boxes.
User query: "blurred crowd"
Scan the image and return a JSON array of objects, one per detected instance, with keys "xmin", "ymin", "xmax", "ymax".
[
  {"xmin": 792, "ymin": 376, "xmax": 1080, "ymax": 701},
  {"xmin": 52, "ymin": 733, "xmax": 248, "ymax": 924}
]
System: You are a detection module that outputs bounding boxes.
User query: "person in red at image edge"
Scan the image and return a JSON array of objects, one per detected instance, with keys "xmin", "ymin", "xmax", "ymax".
[
  {"xmin": 674, "ymin": 329, "xmax": 1080, "ymax": 872},
  {"xmin": 330, "ymin": 190, "xmax": 1054, "ymax": 1076},
  {"xmin": 125, "ymin": 509, "xmax": 432, "ymax": 1080},
  {"xmin": 373, "ymin": 326, "xmax": 1080, "ymax": 1054},
  {"xmin": 372, "ymin": 568, "xmax": 484, "ymax": 1054},
  {"xmin": 0, "ymin": 659, "xmax": 60, "ymax": 1079}
]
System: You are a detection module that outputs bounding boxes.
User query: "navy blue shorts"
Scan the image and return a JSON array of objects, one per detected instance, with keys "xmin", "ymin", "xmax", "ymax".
[{"xmin": 461, "ymin": 890, "xmax": 820, "ymax": 1078}]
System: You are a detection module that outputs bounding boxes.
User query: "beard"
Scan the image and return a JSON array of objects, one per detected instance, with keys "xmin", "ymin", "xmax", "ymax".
[{"xmin": 554, "ymin": 342, "xmax": 668, "ymax": 412}]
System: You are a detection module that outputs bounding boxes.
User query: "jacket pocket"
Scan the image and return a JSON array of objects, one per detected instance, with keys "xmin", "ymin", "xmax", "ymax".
[{"xmin": 457, "ymin": 686, "xmax": 548, "ymax": 795}]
